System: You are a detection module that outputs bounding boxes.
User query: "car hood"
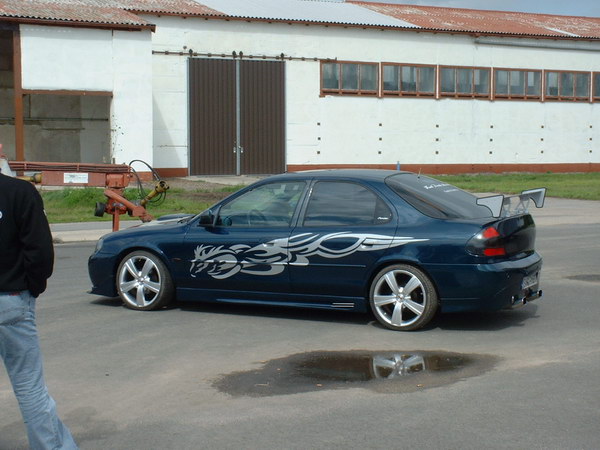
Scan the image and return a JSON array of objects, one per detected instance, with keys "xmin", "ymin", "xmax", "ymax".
[
  {"xmin": 102, "ymin": 216, "xmax": 191, "ymax": 241},
  {"xmin": 139, "ymin": 214, "xmax": 194, "ymax": 227}
]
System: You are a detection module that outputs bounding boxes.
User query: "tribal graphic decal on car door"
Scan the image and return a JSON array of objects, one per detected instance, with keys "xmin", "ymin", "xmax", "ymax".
[{"xmin": 190, "ymin": 232, "xmax": 428, "ymax": 280}]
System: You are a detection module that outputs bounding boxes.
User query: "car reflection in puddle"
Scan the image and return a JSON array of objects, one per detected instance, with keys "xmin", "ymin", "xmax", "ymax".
[{"xmin": 213, "ymin": 350, "xmax": 497, "ymax": 397}]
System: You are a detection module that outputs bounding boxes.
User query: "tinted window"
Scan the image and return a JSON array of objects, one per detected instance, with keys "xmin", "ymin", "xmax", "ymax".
[
  {"xmin": 440, "ymin": 68, "xmax": 455, "ymax": 93},
  {"xmin": 342, "ymin": 64, "xmax": 359, "ymax": 90},
  {"xmin": 560, "ymin": 72, "xmax": 574, "ymax": 97},
  {"xmin": 546, "ymin": 72, "xmax": 559, "ymax": 96},
  {"xmin": 382, "ymin": 65, "xmax": 435, "ymax": 95},
  {"xmin": 456, "ymin": 68, "xmax": 472, "ymax": 93},
  {"xmin": 218, "ymin": 181, "xmax": 305, "ymax": 227},
  {"xmin": 510, "ymin": 70, "xmax": 525, "ymax": 95},
  {"xmin": 385, "ymin": 174, "xmax": 492, "ymax": 219},
  {"xmin": 495, "ymin": 70, "xmax": 509, "ymax": 95},
  {"xmin": 382, "ymin": 65, "xmax": 399, "ymax": 91},
  {"xmin": 420, "ymin": 67, "xmax": 435, "ymax": 93},
  {"xmin": 401, "ymin": 66, "xmax": 417, "ymax": 92},
  {"xmin": 528, "ymin": 71, "xmax": 541, "ymax": 96},
  {"xmin": 575, "ymin": 72, "xmax": 590, "ymax": 98},
  {"xmin": 360, "ymin": 64, "xmax": 378, "ymax": 91},
  {"xmin": 304, "ymin": 181, "xmax": 392, "ymax": 227},
  {"xmin": 322, "ymin": 63, "xmax": 339, "ymax": 89},
  {"xmin": 474, "ymin": 69, "xmax": 489, "ymax": 94}
]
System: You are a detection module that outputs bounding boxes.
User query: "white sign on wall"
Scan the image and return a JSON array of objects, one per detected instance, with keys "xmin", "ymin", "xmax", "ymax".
[{"xmin": 64, "ymin": 173, "xmax": 89, "ymax": 184}]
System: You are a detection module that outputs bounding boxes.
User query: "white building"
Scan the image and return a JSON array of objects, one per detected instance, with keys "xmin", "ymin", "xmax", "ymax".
[{"xmin": 1, "ymin": 0, "xmax": 599, "ymax": 176}]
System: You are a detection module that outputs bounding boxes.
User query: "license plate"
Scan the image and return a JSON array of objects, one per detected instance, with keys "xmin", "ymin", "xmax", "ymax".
[{"xmin": 522, "ymin": 272, "xmax": 539, "ymax": 290}]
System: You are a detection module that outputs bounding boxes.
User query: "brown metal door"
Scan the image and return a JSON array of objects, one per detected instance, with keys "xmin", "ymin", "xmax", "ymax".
[
  {"xmin": 240, "ymin": 60, "xmax": 285, "ymax": 174},
  {"xmin": 189, "ymin": 58, "xmax": 285, "ymax": 175},
  {"xmin": 189, "ymin": 59, "xmax": 236, "ymax": 175}
]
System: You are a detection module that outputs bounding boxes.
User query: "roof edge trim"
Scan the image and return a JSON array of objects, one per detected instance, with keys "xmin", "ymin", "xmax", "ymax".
[
  {"xmin": 149, "ymin": 13, "xmax": 600, "ymax": 41},
  {"xmin": 0, "ymin": 16, "xmax": 155, "ymax": 32}
]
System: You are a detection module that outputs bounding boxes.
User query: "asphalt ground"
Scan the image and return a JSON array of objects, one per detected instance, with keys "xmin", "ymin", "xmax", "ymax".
[{"xmin": 1, "ymin": 196, "xmax": 599, "ymax": 449}]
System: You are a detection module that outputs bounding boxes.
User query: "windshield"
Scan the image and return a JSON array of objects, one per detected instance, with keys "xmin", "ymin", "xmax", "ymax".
[{"xmin": 385, "ymin": 173, "xmax": 493, "ymax": 219}]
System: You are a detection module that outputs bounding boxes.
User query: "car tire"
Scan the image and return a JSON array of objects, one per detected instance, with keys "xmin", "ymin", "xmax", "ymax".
[
  {"xmin": 369, "ymin": 264, "xmax": 438, "ymax": 331},
  {"xmin": 116, "ymin": 250, "xmax": 174, "ymax": 311}
]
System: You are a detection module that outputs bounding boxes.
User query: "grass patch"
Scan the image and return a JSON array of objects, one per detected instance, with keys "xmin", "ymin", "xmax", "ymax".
[
  {"xmin": 42, "ymin": 186, "xmax": 235, "ymax": 223},
  {"xmin": 435, "ymin": 172, "xmax": 600, "ymax": 200}
]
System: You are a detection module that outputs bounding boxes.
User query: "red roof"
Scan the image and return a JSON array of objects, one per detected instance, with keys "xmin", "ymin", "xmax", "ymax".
[
  {"xmin": 1, "ymin": 0, "xmax": 599, "ymax": 39},
  {"xmin": 350, "ymin": 2, "xmax": 600, "ymax": 39},
  {"xmin": 0, "ymin": 0, "xmax": 223, "ymax": 30},
  {"xmin": 0, "ymin": 2, "xmax": 151, "ymax": 29}
]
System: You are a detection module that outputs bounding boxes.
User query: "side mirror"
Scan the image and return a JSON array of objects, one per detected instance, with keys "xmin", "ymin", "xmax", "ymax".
[
  {"xmin": 198, "ymin": 208, "xmax": 221, "ymax": 227},
  {"xmin": 198, "ymin": 210, "xmax": 214, "ymax": 227}
]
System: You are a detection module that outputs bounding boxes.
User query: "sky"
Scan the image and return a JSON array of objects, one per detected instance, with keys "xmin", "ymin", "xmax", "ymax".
[{"xmin": 361, "ymin": 0, "xmax": 600, "ymax": 18}]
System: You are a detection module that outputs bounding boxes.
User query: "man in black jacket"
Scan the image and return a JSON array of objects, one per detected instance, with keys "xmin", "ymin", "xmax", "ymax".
[{"xmin": 0, "ymin": 169, "xmax": 78, "ymax": 449}]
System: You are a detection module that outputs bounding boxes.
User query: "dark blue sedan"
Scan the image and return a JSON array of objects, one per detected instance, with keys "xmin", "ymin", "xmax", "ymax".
[{"xmin": 88, "ymin": 170, "xmax": 544, "ymax": 331}]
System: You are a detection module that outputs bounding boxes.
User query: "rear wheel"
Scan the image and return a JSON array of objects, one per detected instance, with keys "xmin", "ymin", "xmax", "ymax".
[
  {"xmin": 369, "ymin": 264, "xmax": 438, "ymax": 331},
  {"xmin": 116, "ymin": 250, "xmax": 174, "ymax": 311}
]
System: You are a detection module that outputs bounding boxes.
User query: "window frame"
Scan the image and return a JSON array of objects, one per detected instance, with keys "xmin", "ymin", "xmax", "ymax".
[
  {"xmin": 319, "ymin": 60, "xmax": 597, "ymax": 104},
  {"xmin": 438, "ymin": 65, "xmax": 491, "ymax": 99},
  {"xmin": 593, "ymin": 72, "xmax": 600, "ymax": 102},
  {"xmin": 320, "ymin": 60, "xmax": 379, "ymax": 97},
  {"xmin": 302, "ymin": 180, "xmax": 393, "ymax": 227},
  {"xmin": 544, "ymin": 70, "xmax": 591, "ymax": 102},
  {"xmin": 216, "ymin": 181, "xmax": 306, "ymax": 228},
  {"xmin": 492, "ymin": 68, "xmax": 542, "ymax": 101},
  {"xmin": 381, "ymin": 62, "xmax": 437, "ymax": 98}
]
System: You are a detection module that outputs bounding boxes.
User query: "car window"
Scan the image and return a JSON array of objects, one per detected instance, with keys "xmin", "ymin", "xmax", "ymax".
[
  {"xmin": 218, "ymin": 181, "xmax": 306, "ymax": 227},
  {"xmin": 385, "ymin": 173, "xmax": 492, "ymax": 219},
  {"xmin": 303, "ymin": 181, "xmax": 392, "ymax": 227}
]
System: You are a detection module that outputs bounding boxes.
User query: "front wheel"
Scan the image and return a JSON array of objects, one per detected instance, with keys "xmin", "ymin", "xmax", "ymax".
[
  {"xmin": 116, "ymin": 250, "xmax": 174, "ymax": 311},
  {"xmin": 369, "ymin": 264, "xmax": 438, "ymax": 331}
]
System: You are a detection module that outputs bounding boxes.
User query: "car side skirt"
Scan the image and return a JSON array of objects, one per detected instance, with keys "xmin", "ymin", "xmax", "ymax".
[{"xmin": 176, "ymin": 288, "xmax": 369, "ymax": 313}]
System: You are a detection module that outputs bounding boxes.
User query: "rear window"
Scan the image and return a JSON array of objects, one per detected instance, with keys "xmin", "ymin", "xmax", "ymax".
[{"xmin": 385, "ymin": 173, "xmax": 492, "ymax": 219}]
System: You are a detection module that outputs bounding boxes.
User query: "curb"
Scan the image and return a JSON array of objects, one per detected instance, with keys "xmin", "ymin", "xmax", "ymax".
[{"xmin": 52, "ymin": 230, "xmax": 108, "ymax": 244}]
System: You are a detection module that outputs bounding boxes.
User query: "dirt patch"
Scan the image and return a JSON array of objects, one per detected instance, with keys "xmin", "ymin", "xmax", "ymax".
[
  {"xmin": 142, "ymin": 177, "xmax": 229, "ymax": 192},
  {"xmin": 137, "ymin": 177, "xmax": 240, "ymax": 204}
]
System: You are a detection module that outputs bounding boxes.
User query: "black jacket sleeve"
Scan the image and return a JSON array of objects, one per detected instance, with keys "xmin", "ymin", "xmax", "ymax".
[{"xmin": 18, "ymin": 182, "xmax": 54, "ymax": 297}]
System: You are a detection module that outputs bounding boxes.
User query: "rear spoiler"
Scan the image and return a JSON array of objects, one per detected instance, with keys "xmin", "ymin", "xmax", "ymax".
[{"xmin": 476, "ymin": 188, "xmax": 546, "ymax": 218}]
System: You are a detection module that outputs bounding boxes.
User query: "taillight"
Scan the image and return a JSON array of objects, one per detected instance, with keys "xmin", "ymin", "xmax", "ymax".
[
  {"xmin": 481, "ymin": 227, "xmax": 500, "ymax": 239},
  {"xmin": 483, "ymin": 247, "xmax": 506, "ymax": 257},
  {"xmin": 467, "ymin": 226, "xmax": 507, "ymax": 257}
]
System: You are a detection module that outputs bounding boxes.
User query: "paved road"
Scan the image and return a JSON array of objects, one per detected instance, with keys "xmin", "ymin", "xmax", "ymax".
[{"xmin": 2, "ymin": 200, "xmax": 599, "ymax": 449}]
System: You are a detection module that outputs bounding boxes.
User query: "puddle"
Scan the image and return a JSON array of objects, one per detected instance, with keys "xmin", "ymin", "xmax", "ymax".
[
  {"xmin": 565, "ymin": 274, "xmax": 600, "ymax": 283},
  {"xmin": 213, "ymin": 350, "xmax": 497, "ymax": 397}
]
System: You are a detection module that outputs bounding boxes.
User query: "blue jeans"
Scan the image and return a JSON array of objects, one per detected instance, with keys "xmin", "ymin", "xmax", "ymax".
[{"xmin": 0, "ymin": 291, "xmax": 78, "ymax": 450}]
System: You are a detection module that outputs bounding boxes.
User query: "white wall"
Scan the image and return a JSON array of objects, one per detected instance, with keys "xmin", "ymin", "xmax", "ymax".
[
  {"xmin": 19, "ymin": 19, "xmax": 596, "ymax": 172},
  {"xmin": 19, "ymin": 25, "xmax": 154, "ymax": 166},
  {"xmin": 151, "ymin": 50, "xmax": 188, "ymax": 170},
  {"xmin": 110, "ymin": 30, "xmax": 153, "ymax": 166},
  {"xmin": 20, "ymin": 26, "xmax": 113, "ymax": 91},
  {"xmin": 147, "ymin": 17, "xmax": 599, "ymax": 171}
]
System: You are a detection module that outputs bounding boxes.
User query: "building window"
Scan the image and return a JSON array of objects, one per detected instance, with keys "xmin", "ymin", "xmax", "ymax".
[
  {"xmin": 382, "ymin": 64, "xmax": 436, "ymax": 97},
  {"xmin": 493, "ymin": 69, "xmax": 541, "ymax": 100},
  {"xmin": 545, "ymin": 71, "xmax": 590, "ymax": 101},
  {"xmin": 321, "ymin": 61, "xmax": 378, "ymax": 96},
  {"xmin": 593, "ymin": 73, "xmax": 600, "ymax": 102},
  {"xmin": 440, "ymin": 66, "xmax": 490, "ymax": 98}
]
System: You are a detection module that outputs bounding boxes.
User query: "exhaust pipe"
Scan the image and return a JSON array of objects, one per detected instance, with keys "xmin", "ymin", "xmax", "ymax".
[{"xmin": 511, "ymin": 290, "xmax": 542, "ymax": 309}]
